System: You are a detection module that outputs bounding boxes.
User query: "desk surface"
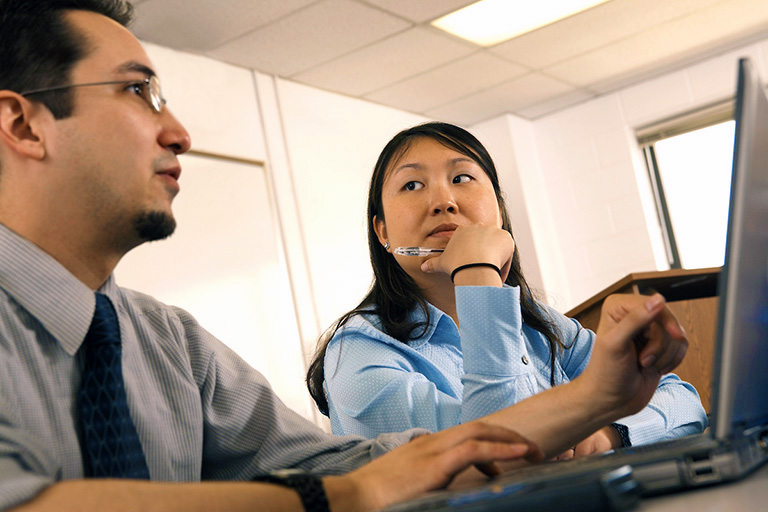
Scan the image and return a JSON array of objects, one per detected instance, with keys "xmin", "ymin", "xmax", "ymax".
[{"xmin": 640, "ymin": 462, "xmax": 768, "ymax": 511}]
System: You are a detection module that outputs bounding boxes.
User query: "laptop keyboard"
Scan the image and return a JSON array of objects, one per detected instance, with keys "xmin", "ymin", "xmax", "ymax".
[{"xmin": 496, "ymin": 433, "xmax": 712, "ymax": 483}]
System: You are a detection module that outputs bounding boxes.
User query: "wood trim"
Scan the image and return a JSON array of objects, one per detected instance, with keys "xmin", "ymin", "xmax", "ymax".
[{"xmin": 566, "ymin": 267, "xmax": 721, "ymax": 318}]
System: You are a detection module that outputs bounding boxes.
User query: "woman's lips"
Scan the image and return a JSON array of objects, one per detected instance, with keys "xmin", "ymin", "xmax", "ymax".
[
  {"xmin": 428, "ymin": 223, "xmax": 458, "ymax": 239},
  {"xmin": 428, "ymin": 230, "xmax": 455, "ymax": 239}
]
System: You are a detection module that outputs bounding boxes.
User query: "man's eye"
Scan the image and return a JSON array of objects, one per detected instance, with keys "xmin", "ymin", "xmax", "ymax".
[
  {"xmin": 404, "ymin": 181, "xmax": 423, "ymax": 191},
  {"xmin": 453, "ymin": 174, "xmax": 472, "ymax": 184},
  {"xmin": 125, "ymin": 82, "xmax": 144, "ymax": 95}
]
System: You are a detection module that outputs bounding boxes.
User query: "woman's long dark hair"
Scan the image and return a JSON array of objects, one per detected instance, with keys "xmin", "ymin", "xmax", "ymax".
[{"xmin": 307, "ymin": 122, "xmax": 567, "ymax": 416}]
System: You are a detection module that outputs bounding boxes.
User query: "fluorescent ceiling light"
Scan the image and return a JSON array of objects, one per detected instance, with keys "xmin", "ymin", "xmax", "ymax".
[{"xmin": 432, "ymin": 0, "xmax": 611, "ymax": 47}]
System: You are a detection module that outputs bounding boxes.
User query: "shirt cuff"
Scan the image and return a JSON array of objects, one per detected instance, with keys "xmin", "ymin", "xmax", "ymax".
[{"xmin": 456, "ymin": 286, "xmax": 526, "ymax": 376}]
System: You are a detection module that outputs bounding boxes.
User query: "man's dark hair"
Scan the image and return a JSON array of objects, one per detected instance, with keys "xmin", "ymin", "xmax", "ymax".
[{"xmin": 0, "ymin": 0, "xmax": 134, "ymax": 119}]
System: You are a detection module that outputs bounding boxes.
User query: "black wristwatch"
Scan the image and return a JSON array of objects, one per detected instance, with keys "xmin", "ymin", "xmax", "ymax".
[
  {"xmin": 255, "ymin": 469, "xmax": 330, "ymax": 512},
  {"xmin": 611, "ymin": 423, "xmax": 632, "ymax": 447}
]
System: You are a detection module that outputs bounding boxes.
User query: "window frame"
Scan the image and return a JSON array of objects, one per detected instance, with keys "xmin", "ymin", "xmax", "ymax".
[{"xmin": 637, "ymin": 99, "xmax": 734, "ymax": 269}]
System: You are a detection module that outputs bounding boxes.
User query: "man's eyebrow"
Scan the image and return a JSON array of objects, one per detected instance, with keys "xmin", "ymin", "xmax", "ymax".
[{"xmin": 115, "ymin": 61, "xmax": 156, "ymax": 77}]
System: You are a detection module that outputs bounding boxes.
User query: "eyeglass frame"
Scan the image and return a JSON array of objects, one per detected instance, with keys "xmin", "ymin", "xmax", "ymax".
[{"xmin": 19, "ymin": 75, "xmax": 166, "ymax": 114}]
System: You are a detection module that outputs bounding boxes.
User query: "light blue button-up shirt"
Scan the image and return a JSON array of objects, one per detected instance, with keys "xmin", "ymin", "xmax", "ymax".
[{"xmin": 325, "ymin": 286, "xmax": 708, "ymax": 444}]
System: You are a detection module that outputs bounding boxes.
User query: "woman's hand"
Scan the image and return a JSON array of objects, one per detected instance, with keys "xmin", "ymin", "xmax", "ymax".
[
  {"xmin": 574, "ymin": 426, "xmax": 622, "ymax": 456},
  {"xmin": 420, "ymin": 224, "xmax": 514, "ymax": 286}
]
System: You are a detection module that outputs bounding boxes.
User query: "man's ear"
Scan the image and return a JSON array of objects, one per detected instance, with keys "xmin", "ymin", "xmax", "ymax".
[
  {"xmin": 0, "ymin": 91, "xmax": 47, "ymax": 161},
  {"xmin": 372, "ymin": 215, "xmax": 388, "ymax": 248}
]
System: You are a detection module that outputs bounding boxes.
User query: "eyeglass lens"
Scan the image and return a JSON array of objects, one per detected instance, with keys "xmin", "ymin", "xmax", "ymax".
[{"xmin": 146, "ymin": 76, "xmax": 164, "ymax": 114}]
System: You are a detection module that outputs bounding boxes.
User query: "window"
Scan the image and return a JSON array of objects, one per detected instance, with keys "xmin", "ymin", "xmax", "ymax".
[{"xmin": 639, "ymin": 102, "xmax": 735, "ymax": 269}]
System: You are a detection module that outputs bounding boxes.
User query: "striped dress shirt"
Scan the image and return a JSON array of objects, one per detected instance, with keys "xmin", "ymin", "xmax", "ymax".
[{"xmin": 0, "ymin": 223, "xmax": 419, "ymax": 510}]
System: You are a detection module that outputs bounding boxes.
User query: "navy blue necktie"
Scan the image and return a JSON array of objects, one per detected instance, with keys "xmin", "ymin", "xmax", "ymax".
[{"xmin": 78, "ymin": 293, "xmax": 150, "ymax": 479}]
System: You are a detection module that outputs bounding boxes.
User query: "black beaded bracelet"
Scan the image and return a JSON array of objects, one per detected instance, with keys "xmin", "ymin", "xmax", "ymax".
[{"xmin": 450, "ymin": 262, "xmax": 502, "ymax": 283}]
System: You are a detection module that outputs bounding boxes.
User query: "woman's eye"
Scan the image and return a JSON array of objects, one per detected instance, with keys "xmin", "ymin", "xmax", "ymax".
[
  {"xmin": 453, "ymin": 174, "xmax": 472, "ymax": 184},
  {"xmin": 404, "ymin": 181, "xmax": 423, "ymax": 191}
]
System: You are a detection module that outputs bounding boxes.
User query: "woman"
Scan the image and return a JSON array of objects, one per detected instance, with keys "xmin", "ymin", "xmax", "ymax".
[{"xmin": 307, "ymin": 122, "xmax": 706, "ymax": 454}]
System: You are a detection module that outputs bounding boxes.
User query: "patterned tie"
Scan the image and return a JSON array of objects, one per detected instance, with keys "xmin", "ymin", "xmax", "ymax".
[{"xmin": 78, "ymin": 293, "xmax": 150, "ymax": 479}]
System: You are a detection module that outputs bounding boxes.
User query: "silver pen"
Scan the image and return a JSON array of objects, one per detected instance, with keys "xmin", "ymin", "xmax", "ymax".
[{"xmin": 393, "ymin": 246, "xmax": 445, "ymax": 257}]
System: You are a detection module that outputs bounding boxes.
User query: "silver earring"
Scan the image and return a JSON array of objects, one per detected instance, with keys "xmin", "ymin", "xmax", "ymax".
[{"xmin": 384, "ymin": 241, "xmax": 390, "ymax": 251}]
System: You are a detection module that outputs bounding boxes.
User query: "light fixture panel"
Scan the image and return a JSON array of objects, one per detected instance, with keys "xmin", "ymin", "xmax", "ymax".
[{"xmin": 432, "ymin": 0, "xmax": 611, "ymax": 46}]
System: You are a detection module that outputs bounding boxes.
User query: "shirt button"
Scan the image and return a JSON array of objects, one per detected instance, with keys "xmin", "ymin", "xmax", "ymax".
[{"xmin": 521, "ymin": 355, "xmax": 529, "ymax": 365}]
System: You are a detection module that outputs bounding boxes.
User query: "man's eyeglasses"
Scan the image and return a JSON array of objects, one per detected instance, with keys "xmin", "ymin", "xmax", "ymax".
[{"xmin": 20, "ymin": 76, "xmax": 166, "ymax": 114}]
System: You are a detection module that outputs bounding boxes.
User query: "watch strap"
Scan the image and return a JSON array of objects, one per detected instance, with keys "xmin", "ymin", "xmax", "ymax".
[
  {"xmin": 255, "ymin": 470, "xmax": 330, "ymax": 512},
  {"xmin": 611, "ymin": 422, "xmax": 632, "ymax": 447}
]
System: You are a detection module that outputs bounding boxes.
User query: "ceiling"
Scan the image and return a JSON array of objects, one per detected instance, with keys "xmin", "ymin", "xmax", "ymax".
[{"xmin": 131, "ymin": 0, "xmax": 768, "ymax": 125}]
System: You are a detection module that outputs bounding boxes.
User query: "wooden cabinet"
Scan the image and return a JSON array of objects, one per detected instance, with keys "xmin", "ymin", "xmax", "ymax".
[{"xmin": 565, "ymin": 268, "xmax": 721, "ymax": 412}]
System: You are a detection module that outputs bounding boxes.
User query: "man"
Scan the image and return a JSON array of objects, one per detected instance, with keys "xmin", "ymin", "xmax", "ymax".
[{"xmin": 0, "ymin": 1, "xmax": 693, "ymax": 511}]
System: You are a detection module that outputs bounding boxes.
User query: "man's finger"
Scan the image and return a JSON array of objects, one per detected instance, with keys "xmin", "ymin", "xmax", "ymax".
[
  {"xmin": 428, "ymin": 422, "xmax": 543, "ymax": 466},
  {"xmin": 660, "ymin": 340, "xmax": 688, "ymax": 374},
  {"xmin": 656, "ymin": 307, "xmax": 687, "ymax": 340},
  {"xmin": 607, "ymin": 293, "xmax": 667, "ymax": 351}
]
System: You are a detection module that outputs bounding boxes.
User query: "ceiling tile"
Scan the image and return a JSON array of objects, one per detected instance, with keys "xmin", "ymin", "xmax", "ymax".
[
  {"xmin": 489, "ymin": 0, "xmax": 725, "ymax": 69},
  {"xmin": 132, "ymin": 0, "xmax": 317, "ymax": 51},
  {"xmin": 544, "ymin": 0, "xmax": 768, "ymax": 92},
  {"xmin": 292, "ymin": 27, "xmax": 477, "ymax": 96},
  {"xmin": 130, "ymin": 0, "xmax": 768, "ymax": 125},
  {"xmin": 515, "ymin": 89, "xmax": 595, "ymax": 119},
  {"xmin": 362, "ymin": 0, "xmax": 476, "ymax": 23},
  {"xmin": 426, "ymin": 73, "xmax": 577, "ymax": 125},
  {"xmin": 207, "ymin": 0, "xmax": 410, "ymax": 76},
  {"xmin": 364, "ymin": 52, "xmax": 529, "ymax": 112}
]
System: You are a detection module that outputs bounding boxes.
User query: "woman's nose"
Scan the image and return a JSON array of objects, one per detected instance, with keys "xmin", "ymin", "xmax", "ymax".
[{"xmin": 430, "ymin": 184, "xmax": 457, "ymax": 214}]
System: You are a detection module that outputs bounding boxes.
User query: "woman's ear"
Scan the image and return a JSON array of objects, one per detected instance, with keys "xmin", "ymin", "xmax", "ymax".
[
  {"xmin": 0, "ymin": 92, "xmax": 47, "ymax": 161},
  {"xmin": 372, "ymin": 215, "xmax": 389, "ymax": 248}
]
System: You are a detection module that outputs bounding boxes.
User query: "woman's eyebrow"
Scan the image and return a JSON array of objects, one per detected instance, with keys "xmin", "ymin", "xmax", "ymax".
[
  {"xmin": 391, "ymin": 157, "xmax": 477, "ymax": 176},
  {"xmin": 391, "ymin": 162, "xmax": 424, "ymax": 175},
  {"xmin": 449, "ymin": 157, "xmax": 477, "ymax": 166}
]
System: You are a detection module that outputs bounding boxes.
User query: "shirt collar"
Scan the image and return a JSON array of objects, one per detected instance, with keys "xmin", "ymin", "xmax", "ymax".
[
  {"xmin": 405, "ymin": 300, "xmax": 460, "ymax": 349},
  {"xmin": 0, "ymin": 223, "xmax": 96, "ymax": 356}
]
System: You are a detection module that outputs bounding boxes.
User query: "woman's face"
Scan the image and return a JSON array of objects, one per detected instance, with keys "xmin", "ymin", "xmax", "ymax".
[{"xmin": 374, "ymin": 137, "xmax": 502, "ymax": 278}]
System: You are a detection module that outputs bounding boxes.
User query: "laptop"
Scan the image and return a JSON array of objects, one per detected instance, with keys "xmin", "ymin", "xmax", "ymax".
[{"xmin": 383, "ymin": 57, "xmax": 768, "ymax": 511}]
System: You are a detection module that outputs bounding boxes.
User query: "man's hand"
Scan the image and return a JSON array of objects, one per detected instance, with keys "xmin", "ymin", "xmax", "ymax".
[
  {"xmin": 597, "ymin": 293, "xmax": 686, "ymax": 345},
  {"xmin": 580, "ymin": 293, "xmax": 688, "ymax": 419},
  {"xmin": 328, "ymin": 422, "xmax": 542, "ymax": 511}
]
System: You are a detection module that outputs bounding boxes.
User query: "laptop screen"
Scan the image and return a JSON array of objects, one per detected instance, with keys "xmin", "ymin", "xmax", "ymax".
[{"xmin": 711, "ymin": 58, "xmax": 768, "ymax": 437}]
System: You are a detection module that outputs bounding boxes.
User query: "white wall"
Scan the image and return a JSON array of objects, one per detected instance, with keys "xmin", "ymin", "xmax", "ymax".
[
  {"xmin": 470, "ymin": 116, "xmax": 563, "ymax": 307},
  {"xmin": 274, "ymin": 79, "xmax": 427, "ymax": 331}
]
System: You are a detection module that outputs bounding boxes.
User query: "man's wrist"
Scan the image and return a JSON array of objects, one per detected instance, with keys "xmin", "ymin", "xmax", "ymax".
[
  {"xmin": 570, "ymin": 372, "xmax": 622, "ymax": 427},
  {"xmin": 323, "ymin": 475, "xmax": 371, "ymax": 512},
  {"xmin": 255, "ymin": 470, "xmax": 330, "ymax": 512}
]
